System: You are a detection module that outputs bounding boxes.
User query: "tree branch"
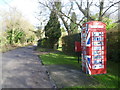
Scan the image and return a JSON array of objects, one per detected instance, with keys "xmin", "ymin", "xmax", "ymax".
[
  {"xmin": 89, "ymin": 0, "xmax": 93, "ymax": 8},
  {"xmin": 59, "ymin": 11, "xmax": 84, "ymax": 28},
  {"xmin": 102, "ymin": 1, "xmax": 120, "ymax": 17},
  {"xmin": 75, "ymin": 1, "xmax": 94, "ymax": 21},
  {"xmin": 98, "ymin": 0, "xmax": 104, "ymax": 21},
  {"xmin": 66, "ymin": 2, "xmax": 73, "ymax": 22},
  {"xmin": 106, "ymin": 8, "xmax": 120, "ymax": 17},
  {"xmin": 95, "ymin": 4, "xmax": 100, "ymax": 7}
]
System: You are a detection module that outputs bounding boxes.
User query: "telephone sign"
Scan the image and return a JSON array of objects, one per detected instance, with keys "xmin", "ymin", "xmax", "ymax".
[{"xmin": 81, "ymin": 21, "xmax": 107, "ymax": 75}]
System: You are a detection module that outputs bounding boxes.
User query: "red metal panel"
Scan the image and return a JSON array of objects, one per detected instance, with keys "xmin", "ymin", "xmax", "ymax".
[
  {"xmin": 75, "ymin": 41, "xmax": 81, "ymax": 52},
  {"xmin": 81, "ymin": 21, "xmax": 107, "ymax": 75}
]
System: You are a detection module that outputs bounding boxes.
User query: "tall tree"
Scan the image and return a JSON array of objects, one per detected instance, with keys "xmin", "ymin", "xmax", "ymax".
[
  {"xmin": 70, "ymin": 12, "xmax": 78, "ymax": 34},
  {"xmin": 44, "ymin": 9, "xmax": 61, "ymax": 49},
  {"xmin": 38, "ymin": 1, "xmax": 74, "ymax": 35}
]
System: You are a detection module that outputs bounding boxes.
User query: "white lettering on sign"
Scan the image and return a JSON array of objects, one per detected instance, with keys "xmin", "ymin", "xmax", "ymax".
[
  {"xmin": 92, "ymin": 32, "xmax": 104, "ymax": 36},
  {"xmin": 92, "ymin": 64, "xmax": 104, "ymax": 69},
  {"xmin": 89, "ymin": 25, "xmax": 104, "ymax": 28},
  {"xmin": 92, "ymin": 42, "xmax": 104, "ymax": 46},
  {"xmin": 92, "ymin": 60, "xmax": 104, "ymax": 64},
  {"xmin": 93, "ymin": 51, "xmax": 102, "ymax": 55},
  {"xmin": 93, "ymin": 37, "xmax": 103, "ymax": 41},
  {"xmin": 92, "ymin": 46, "xmax": 104, "ymax": 50},
  {"xmin": 93, "ymin": 55, "xmax": 104, "ymax": 59}
]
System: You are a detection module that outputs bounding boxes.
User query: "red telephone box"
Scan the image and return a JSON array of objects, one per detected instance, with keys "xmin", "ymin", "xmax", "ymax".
[{"xmin": 81, "ymin": 21, "xmax": 107, "ymax": 75}]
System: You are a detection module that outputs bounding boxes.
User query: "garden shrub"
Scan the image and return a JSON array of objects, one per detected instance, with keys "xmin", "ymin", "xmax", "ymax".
[
  {"xmin": 62, "ymin": 33, "xmax": 81, "ymax": 56},
  {"xmin": 37, "ymin": 38, "xmax": 48, "ymax": 48},
  {"xmin": 37, "ymin": 38, "xmax": 59, "ymax": 49},
  {"xmin": 107, "ymin": 26, "xmax": 120, "ymax": 62}
]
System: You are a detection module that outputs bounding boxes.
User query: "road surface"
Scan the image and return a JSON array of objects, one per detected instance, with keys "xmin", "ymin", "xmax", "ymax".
[{"xmin": 1, "ymin": 46, "xmax": 53, "ymax": 88}]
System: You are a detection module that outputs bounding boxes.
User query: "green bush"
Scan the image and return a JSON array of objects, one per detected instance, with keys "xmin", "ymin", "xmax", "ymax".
[
  {"xmin": 62, "ymin": 33, "xmax": 81, "ymax": 55},
  {"xmin": 107, "ymin": 27, "xmax": 120, "ymax": 62},
  {"xmin": 37, "ymin": 38, "xmax": 59, "ymax": 49},
  {"xmin": 37, "ymin": 38, "xmax": 47, "ymax": 48}
]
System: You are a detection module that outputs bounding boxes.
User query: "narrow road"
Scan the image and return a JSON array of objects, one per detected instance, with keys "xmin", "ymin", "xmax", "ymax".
[{"xmin": 2, "ymin": 46, "xmax": 52, "ymax": 88}]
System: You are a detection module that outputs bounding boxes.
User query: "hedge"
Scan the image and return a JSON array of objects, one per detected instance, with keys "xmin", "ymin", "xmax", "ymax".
[
  {"xmin": 62, "ymin": 33, "xmax": 81, "ymax": 56},
  {"xmin": 37, "ymin": 38, "xmax": 59, "ymax": 49},
  {"xmin": 62, "ymin": 27, "xmax": 120, "ymax": 62},
  {"xmin": 107, "ymin": 27, "xmax": 120, "ymax": 62}
]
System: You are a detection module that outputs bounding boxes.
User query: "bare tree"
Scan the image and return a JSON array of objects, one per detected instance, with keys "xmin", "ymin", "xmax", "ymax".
[
  {"xmin": 75, "ymin": 0, "xmax": 120, "ymax": 21},
  {"xmin": 37, "ymin": 0, "xmax": 120, "ymax": 35}
]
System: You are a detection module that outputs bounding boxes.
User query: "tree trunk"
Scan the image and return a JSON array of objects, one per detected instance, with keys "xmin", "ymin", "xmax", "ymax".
[
  {"xmin": 87, "ymin": 0, "xmax": 89, "ymax": 22},
  {"xmin": 99, "ymin": 0, "xmax": 104, "ymax": 21}
]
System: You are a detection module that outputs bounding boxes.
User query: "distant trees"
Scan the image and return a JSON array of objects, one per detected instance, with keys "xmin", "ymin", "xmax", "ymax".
[
  {"xmin": 36, "ymin": 0, "xmax": 119, "ymax": 50},
  {"xmin": 6, "ymin": 29, "xmax": 25, "ymax": 44},
  {"xmin": 102, "ymin": 17, "xmax": 117, "ymax": 30},
  {"xmin": 0, "ymin": 8, "xmax": 36, "ymax": 48},
  {"xmin": 38, "ymin": 0, "xmax": 119, "ymax": 35}
]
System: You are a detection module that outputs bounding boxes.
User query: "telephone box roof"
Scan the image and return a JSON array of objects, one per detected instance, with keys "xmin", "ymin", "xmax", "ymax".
[
  {"xmin": 82, "ymin": 21, "xmax": 106, "ymax": 29},
  {"xmin": 83, "ymin": 21, "xmax": 106, "ymax": 25}
]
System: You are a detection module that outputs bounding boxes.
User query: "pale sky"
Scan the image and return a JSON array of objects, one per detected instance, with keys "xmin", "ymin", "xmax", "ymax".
[
  {"xmin": 0, "ymin": 0, "xmax": 72, "ymax": 27},
  {"xmin": 0, "ymin": 0, "xmax": 40, "ymax": 26},
  {"xmin": 0, "ymin": 0, "xmax": 118, "ymax": 28}
]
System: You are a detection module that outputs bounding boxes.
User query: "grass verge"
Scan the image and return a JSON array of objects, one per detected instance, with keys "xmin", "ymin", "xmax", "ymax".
[
  {"xmin": 40, "ymin": 52, "xmax": 80, "ymax": 69},
  {"xmin": 39, "ymin": 49, "xmax": 119, "ymax": 88}
]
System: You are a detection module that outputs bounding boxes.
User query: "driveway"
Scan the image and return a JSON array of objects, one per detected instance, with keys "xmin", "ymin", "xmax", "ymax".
[
  {"xmin": 45, "ymin": 65, "xmax": 100, "ymax": 88},
  {"xmin": 1, "ymin": 46, "xmax": 53, "ymax": 88}
]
